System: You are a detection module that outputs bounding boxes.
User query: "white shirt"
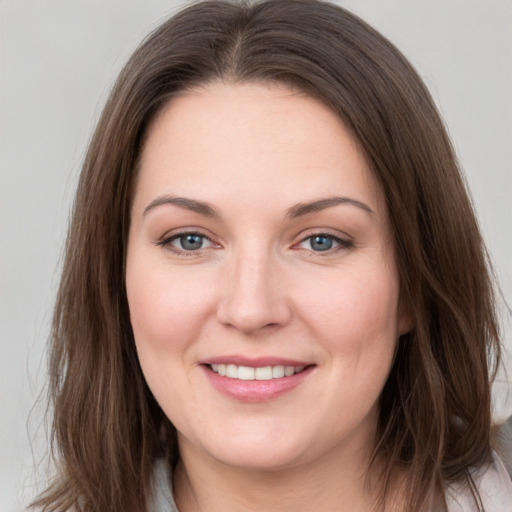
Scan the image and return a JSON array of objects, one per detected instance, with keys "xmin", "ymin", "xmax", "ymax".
[
  {"xmin": 149, "ymin": 453, "xmax": 512, "ymax": 512},
  {"xmin": 445, "ymin": 452, "xmax": 512, "ymax": 511}
]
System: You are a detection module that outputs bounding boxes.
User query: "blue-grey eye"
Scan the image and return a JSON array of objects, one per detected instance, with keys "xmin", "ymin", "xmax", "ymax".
[
  {"xmin": 309, "ymin": 235, "xmax": 334, "ymax": 251},
  {"xmin": 171, "ymin": 233, "xmax": 211, "ymax": 251},
  {"xmin": 180, "ymin": 235, "xmax": 203, "ymax": 251},
  {"xmin": 297, "ymin": 233, "xmax": 348, "ymax": 252}
]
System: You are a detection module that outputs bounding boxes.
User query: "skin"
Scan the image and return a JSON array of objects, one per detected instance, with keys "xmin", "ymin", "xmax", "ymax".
[{"xmin": 126, "ymin": 82, "xmax": 410, "ymax": 511}]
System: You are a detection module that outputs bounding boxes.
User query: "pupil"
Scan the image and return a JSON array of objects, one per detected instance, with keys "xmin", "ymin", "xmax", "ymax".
[
  {"xmin": 311, "ymin": 236, "xmax": 332, "ymax": 251},
  {"xmin": 181, "ymin": 234, "xmax": 203, "ymax": 250}
]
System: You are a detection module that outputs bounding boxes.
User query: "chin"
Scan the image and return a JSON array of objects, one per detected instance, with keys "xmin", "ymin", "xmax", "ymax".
[
  {"xmin": 184, "ymin": 428, "xmax": 313, "ymax": 472},
  {"xmin": 211, "ymin": 446, "xmax": 307, "ymax": 472}
]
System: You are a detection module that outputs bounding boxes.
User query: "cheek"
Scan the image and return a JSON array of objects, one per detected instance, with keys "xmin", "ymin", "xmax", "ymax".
[
  {"xmin": 125, "ymin": 255, "xmax": 219, "ymax": 422},
  {"xmin": 296, "ymin": 262, "xmax": 401, "ymax": 364},
  {"xmin": 126, "ymin": 256, "xmax": 216, "ymax": 357}
]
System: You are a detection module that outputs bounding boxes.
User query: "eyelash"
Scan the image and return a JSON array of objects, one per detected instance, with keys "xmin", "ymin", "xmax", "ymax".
[
  {"xmin": 295, "ymin": 232, "xmax": 353, "ymax": 254},
  {"xmin": 156, "ymin": 230, "xmax": 353, "ymax": 256},
  {"xmin": 156, "ymin": 230, "xmax": 217, "ymax": 256}
]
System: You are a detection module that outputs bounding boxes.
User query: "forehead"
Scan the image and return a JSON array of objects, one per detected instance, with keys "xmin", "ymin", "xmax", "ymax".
[{"xmin": 134, "ymin": 81, "xmax": 386, "ymax": 219}]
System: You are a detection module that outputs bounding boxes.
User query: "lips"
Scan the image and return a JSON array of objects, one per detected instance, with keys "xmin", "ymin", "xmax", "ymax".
[{"xmin": 201, "ymin": 356, "xmax": 314, "ymax": 402}]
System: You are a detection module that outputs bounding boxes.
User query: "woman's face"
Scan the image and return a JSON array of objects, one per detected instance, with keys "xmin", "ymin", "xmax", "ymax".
[{"xmin": 126, "ymin": 82, "xmax": 410, "ymax": 471}]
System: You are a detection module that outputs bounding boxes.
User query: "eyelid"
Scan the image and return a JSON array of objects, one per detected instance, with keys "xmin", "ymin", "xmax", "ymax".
[
  {"xmin": 156, "ymin": 228, "xmax": 221, "ymax": 255},
  {"xmin": 293, "ymin": 229, "xmax": 353, "ymax": 252}
]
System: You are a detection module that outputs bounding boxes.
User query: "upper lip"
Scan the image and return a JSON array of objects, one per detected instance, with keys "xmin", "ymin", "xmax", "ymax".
[{"xmin": 201, "ymin": 355, "xmax": 313, "ymax": 367}]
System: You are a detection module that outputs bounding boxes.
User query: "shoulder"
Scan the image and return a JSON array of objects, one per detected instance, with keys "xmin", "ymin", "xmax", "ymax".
[
  {"xmin": 492, "ymin": 415, "xmax": 512, "ymax": 478},
  {"xmin": 445, "ymin": 451, "xmax": 512, "ymax": 512}
]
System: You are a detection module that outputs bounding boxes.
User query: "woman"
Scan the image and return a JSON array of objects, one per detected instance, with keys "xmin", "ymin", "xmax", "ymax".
[{"xmin": 33, "ymin": 0, "xmax": 511, "ymax": 510}]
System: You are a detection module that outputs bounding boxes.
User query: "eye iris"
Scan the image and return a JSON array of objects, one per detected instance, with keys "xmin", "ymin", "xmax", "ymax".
[
  {"xmin": 180, "ymin": 234, "xmax": 203, "ymax": 250},
  {"xmin": 310, "ymin": 235, "xmax": 333, "ymax": 251}
]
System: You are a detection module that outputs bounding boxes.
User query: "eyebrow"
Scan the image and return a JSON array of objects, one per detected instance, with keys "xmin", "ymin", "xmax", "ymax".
[
  {"xmin": 143, "ymin": 196, "xmax": 219, "ymax": 217},
  {"xmin": 286, "ymin": 196, "xmax": 374, "ymax": 218},
  {"xmin": 143, "ymin": 194, "xmax": 374, "ymax": 219}
]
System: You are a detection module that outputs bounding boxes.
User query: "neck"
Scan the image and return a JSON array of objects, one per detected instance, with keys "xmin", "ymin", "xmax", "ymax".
[{"xmin": 173, "ymin": 434, "xmax": 399, "ymax": 512}]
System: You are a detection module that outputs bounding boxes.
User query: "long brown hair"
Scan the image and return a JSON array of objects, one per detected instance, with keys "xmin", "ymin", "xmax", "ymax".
[{"xmin": 33, "ymin": 1, "xmax": 501, "ymax": 510}]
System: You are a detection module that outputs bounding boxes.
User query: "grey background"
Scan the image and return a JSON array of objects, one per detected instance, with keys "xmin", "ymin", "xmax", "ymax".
[{"xmin": 1, "ymin": 1, "xmax": 510, "ymax": 510}]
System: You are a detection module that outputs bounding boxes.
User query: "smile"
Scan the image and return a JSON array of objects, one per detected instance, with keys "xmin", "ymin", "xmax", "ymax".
[
  {"xmin": 203, "ymin": 359, "xmax": 314, "ymax": 402},
  {"xmin": 210, "ymin": 364, "xmax": 305, "ymax": 380}
]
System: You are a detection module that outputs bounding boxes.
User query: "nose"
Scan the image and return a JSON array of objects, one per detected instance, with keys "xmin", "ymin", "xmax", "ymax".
[{"xmin": 216, "ymin": 249, "xmax": 292, "ymax": 335}]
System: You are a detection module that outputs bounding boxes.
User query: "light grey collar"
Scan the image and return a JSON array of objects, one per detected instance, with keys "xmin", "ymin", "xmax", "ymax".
[{"xmin": 149, "ymin": 459, "xmax": 180, "ymax": 512}]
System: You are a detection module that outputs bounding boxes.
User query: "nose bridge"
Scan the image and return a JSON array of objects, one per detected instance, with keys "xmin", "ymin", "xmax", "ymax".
[{"xmin": 217, "ymin": 241, "xmax": 290, "ymax": 333}]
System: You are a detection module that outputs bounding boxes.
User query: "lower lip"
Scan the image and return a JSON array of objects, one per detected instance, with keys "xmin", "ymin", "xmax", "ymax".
[{"xmin": 202, "ymin": 365, "xmax": 314, "ymax": 403}]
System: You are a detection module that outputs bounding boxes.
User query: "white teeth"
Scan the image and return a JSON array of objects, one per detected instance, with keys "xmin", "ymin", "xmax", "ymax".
[
  {"xmin": 255, "ymin": 366, "xmax": 272, "ymax": 380},
  {"xmin": 272, "ymin": 365, "xmax": 285, "ymax": 378},
  {"xmin": 238, "ymin": 366, "xmax": 255, "ymax": 380},
  {"xmin": 284, "ymin": 366, "xmax": 295, "ymax": 377},
  {"xmin": 226, "ymin": 364, "xmax": 238, "ymax": 378},
  {"xmin": 210, "ymin": 363, "xmax": 306, "ymax": 380}
]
